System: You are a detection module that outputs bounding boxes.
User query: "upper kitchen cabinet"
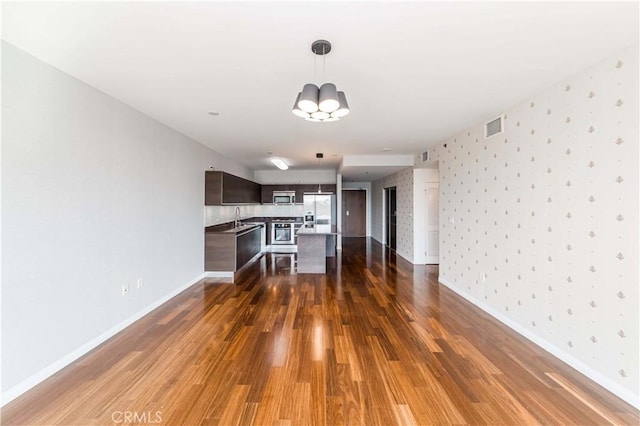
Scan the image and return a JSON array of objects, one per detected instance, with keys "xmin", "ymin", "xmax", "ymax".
[
  {"xmin": 205, "ymin": 171, "xmax": 262, "ymax": 205},
  {"xmin": 261, "ymin": 184, "xmax": 294, "ymax": 204},
  {"xmin": 261, "ymin": 184, "xmax": 338, "ymax": 204},
  {"xmin": 299, "ymin": 184, "xmax": 337, "ymax": 199}
]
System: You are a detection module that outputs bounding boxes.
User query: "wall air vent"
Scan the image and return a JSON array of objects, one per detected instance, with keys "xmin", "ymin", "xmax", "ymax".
[
  {"xmin": 422, "ymin": 150, "xmax": 430, "ymax": 162},
  {"xmin": 485, "ymin": 114, "xmax": 504, "ymax": 139}
]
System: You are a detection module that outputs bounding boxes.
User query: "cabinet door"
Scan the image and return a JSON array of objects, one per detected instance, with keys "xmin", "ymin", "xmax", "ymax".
[
  {"xmin": 221, "ymin": 173, "xmax": 262, "ymax": 204},
  {"xmin": 262, "ymin": 185, "xmax": 276, "ymax": 204},
  {"xmin": 221, "ymin": 173, "xmax": 246, "ymax": 203},
  {"xmin": 236, "ymin": 228, "xmax": 261, "ymax": 268},
  {"xmin": 205, "ymin": 171, "xmax": 223, "ymax": 205},
  {"xmin": 248, "ymin": 180, "xmax": 262, "ymax": 204},
  {"xmin": 294, "ymin": 185, "xmax": 305, "ymax": 203}
]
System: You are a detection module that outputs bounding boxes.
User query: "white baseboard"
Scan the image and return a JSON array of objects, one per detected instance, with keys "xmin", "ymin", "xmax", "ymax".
[
  {"xmin": 395, "ymin": 249, "xmax": 413, "ymax": 263},
  {"xmin": 438, "ymin": 276, "xmax": 639, "ymax": 409},
  {"xmin": 1, "ymin": 273, "xmax": 205, "ymax": 407},
  {"xmin": 204, "ymin": 271, "xmax": 234, "ymax": 279}
]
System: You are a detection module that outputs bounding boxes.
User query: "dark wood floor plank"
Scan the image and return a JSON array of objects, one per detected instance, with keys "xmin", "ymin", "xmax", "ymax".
[{"xmin": 2, "ymin": 237, "xmax": 638, "ymax": 425}]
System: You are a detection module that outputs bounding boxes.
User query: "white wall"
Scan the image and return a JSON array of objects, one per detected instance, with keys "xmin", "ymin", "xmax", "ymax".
[
  {"xmin": 430, "ymin": 45, "xmax": 639, "ymax": 406},
  {"xmin": 253, "ymin": 169, "xmax": 336, "ymax": 184},
  {"xmin": 1, "ymin": 42, "xmax": 250, "ymax": 403}
]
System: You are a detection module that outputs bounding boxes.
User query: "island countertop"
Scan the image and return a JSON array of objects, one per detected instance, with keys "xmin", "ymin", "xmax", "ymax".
[{"xmin": 296, "ymin": 225, "xmax": 338, "ymax": 235}]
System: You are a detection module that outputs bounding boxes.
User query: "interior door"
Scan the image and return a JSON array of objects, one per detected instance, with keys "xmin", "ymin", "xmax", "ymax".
[
  {"xmin": 425, "ymin": 182, "xmax": 439, "ymax": 264},
  {"xmin": 342, "ymin": 190, "xmax": 366, "ymax": 237},
  {"xmin": 385, "ymin": 187, "xmax": 397, "ymax": 250}
]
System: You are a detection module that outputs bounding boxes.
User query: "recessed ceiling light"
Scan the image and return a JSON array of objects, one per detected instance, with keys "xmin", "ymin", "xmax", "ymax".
[{"xmin": 271, "ymin": 158, "xmax": 289, "ymax": 170}]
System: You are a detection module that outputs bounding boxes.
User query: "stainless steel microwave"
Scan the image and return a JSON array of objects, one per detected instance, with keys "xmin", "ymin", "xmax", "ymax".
[{"xmin": 273, "ymin": 191, "xmax": 295, "ymax": 204}]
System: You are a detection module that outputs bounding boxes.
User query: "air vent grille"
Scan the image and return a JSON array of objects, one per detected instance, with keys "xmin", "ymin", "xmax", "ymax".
[
  {"xmin": 422, "ymin": 150, "xmax": 430, "ymax": 162},
  {"xmin": 485, "ymin": 115, "xmax": 504, "ymax": 138}
]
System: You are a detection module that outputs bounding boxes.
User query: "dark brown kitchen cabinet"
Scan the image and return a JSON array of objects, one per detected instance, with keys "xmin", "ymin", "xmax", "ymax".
[
  {"xmin": 261, "ymin": 184, "xmax": 337, "ymax": 204},
  {"xmin": 205, "ymin": 171, "xmax": 261, "ymax": 205},
  {"xmin": 261, "ymin": 184, "xmax": 294, "ymax": 204},
  {"xmin": 297, "ymin": 184, "xmax": 337, "ymax": 201},
  {"xmin": 261, "ymin": 185, "xmax": 277, "ymax": 204},
  {"xmin": 205, "ymin": 225, "xmax": 262, "ymax": 271},
  {"xmin": 236, "ymin": 226, "xmax": 262, "ymax": 268}
]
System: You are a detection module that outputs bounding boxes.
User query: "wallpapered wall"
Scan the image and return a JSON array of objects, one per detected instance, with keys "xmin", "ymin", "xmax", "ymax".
[
  {"xmin": 371, "ymin": 168, "xmax": 415, "ymax": 261},
  {"xmin": 431, "ymin": 46, "xmax": 638, "ymax": 402}
]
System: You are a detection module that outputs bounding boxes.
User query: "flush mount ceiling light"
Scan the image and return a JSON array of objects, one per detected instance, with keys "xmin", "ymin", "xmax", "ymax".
[
  {"xmin": 292, "ymin": 40, "xmax": 350, "ymax": 123},
  {"xmin": 270, "ymin": 158, "xmax": 289, "ymax": 170}
]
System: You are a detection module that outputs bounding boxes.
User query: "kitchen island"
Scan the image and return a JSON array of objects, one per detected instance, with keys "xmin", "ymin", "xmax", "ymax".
[{"xmin": 296, "ymin": 225, "xmax": 339, "ymax": 273}]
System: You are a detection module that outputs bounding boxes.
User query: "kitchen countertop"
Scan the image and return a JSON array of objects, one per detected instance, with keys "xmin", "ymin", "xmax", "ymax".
[
  {"xmin": 205, "ymin": 216, "xmax": 304, "ymax": 235},
  {"xmin": 205, "ymin": 223, "xmax": 263, "ymax": 234}
]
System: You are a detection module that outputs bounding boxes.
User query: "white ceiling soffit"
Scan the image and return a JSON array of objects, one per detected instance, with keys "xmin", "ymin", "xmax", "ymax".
[
  {"xmin": 2, "ymin": 1, "xmax": 638, "ymax": 181},
  {"xmin": 340, "ymin": 154, "xmax": 415, "ymax": 182}
]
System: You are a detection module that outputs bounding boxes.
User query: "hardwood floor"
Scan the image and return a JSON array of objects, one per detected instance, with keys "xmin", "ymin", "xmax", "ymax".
[{"xmin": 2, "ymin": 238, "xmax": 638, "ymax": 425}]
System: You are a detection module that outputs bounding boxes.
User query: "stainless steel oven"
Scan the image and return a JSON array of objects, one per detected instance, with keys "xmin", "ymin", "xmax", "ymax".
[{"xmin": 271, "ymin": 222, "xmax": 295, "ymax": 245}]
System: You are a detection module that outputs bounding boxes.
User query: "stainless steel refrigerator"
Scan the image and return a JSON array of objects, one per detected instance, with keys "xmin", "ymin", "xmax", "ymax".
[{"xmin": 303, "ymin": 193, "xmax": 336, "ymax": 226}]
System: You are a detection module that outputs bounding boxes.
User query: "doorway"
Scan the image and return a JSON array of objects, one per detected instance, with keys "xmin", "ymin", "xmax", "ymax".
[
  {"xmin": 342, "ymin": 189, "xmax": 366, "ymax": 237},
  {"xmin": 424, "ymin": 182, "xmax": 439, "ymax": 264},
  {"xmin": 384, "ymin": 187, "xmax": 397, "ymax": 250}
]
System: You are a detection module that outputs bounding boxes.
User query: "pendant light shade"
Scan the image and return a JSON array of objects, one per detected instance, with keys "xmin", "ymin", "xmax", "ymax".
[
  {"xmin": 311, "ymin": 110, "xmax": 330, "ymax": 120},
  {"xmin": 292, "ymin": 40, "xmax": 349, "ymax": 123},
  {"xmin": 298, "ymin": 83, "xmax": 319, "ymax": 113},
  {"xmin": 319, "ymin": 83, "xmax": 339, "ymax": 112},
  {"xmin": 330, "ymin": 91, "xmax": 350, "ymax": 118},
  {"xmin": 292, "ymin": 92, "xmax": 309, "ymax": 118}
]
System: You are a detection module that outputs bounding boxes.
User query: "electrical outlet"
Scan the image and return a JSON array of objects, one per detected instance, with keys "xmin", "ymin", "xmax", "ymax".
[
  {"xmin": 137, "ymin": 278, "xmax": 144, "ymax": 288},
  {"xmin": 121, "ymin": 284, "xmax": 129, "ymax": 295},
  {"xmin": 481, "ymin": 273, "xmax": 487, "ymax": 283}
]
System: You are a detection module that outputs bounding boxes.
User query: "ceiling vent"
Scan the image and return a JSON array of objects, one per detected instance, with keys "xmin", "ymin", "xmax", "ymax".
[
  {"xmin": 421, "ymin": 150, "xmax": 430, "ymax": 162},
  {"xmin": 485, "ymin": 114, "xmax": 504, "ymax": 139}
]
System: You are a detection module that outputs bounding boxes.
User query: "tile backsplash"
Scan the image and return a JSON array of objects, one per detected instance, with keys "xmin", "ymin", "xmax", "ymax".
[{"xmin": 204, "ymin": 204, "xmax": 306, "ymax": 226}]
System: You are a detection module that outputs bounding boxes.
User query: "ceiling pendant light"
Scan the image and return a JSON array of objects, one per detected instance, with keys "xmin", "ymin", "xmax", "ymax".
[
  {"xmin": 316, "ymin": 153, "xmax": 323, "ymax": 193},
  {"xmin": 298, "ymin": 83, "xmax": 320, "ymax": 113},
  {"xmin": 331, "ymin": 91, "xmax": 350, "ymax": 118},
  {"xmin": 318, "ymin": 83, "xmax": 339, "ymax": 112},
  {"xmin": 292, "ymin": 40, "xmax": 349, "ymax": 122},
  {"xmin": 292, "ymin": 93, "xmax": 309, "ymax": 118}
]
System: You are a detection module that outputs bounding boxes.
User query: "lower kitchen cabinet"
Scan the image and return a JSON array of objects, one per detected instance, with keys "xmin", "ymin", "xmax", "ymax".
[
  {"xmin": 236, "ymin": 226, "xmax": 261, "ymax": 268},
  {"xmin": 205, "ymin": 225, "xmax": 262, "ymax": 271}
]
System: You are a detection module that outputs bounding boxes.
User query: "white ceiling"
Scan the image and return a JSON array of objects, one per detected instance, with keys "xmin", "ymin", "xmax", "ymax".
[{"xmin": 2, "ymin": 1, "xmax": 638, "ymax": 181}]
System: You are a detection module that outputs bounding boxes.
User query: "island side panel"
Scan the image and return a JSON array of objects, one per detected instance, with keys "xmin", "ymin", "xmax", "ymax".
[
  {"xmin": 325, "ymin": 234, "xmax": 336, "ymax": 257},
  {"xmin": 205, "ymin": 233, "xmax": 236, "ymax": 271},
  {"xmin": 297, "ymin": 234, "xmax": 327, "ymax": 273}
]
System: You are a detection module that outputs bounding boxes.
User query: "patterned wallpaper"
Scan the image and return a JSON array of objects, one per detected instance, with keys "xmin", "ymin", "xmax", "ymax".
[
  {"xmin": 432, "ymin": 46, "xmax": 638, "ymax": 401},
  {"xmin": 371, "ymin": 168, "xmax": 415, "ymax": 261}
]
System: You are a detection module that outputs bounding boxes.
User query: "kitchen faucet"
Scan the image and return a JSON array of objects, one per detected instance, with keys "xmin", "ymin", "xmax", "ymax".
[{"xmin": 234, "ymin": 206, "xmax": 241, "ymax": 227}]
